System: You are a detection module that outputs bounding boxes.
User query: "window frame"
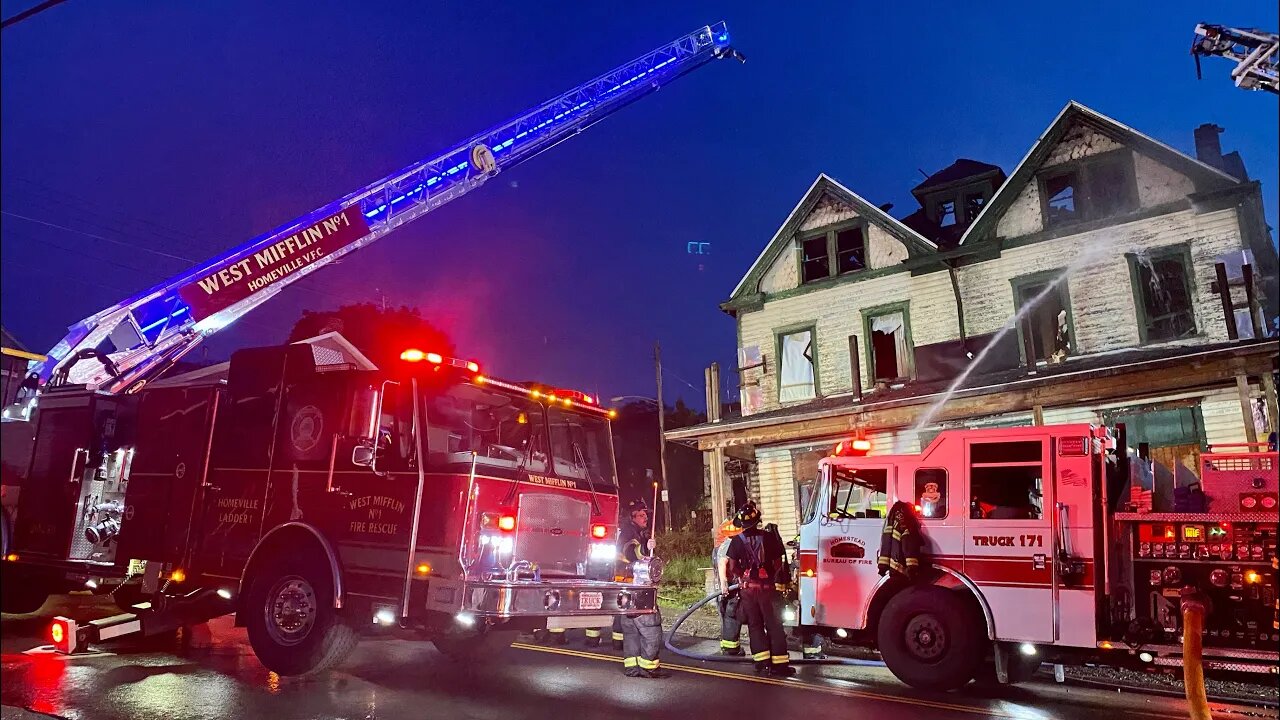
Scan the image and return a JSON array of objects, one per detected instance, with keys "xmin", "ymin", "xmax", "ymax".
[
  {"xmin": 1036, "ymin": 150, "xmax": 1139, "ymax": 228},
  {"xmin": 796, "ymin": 218, "xmax": 870, "ymax": 285},
  {"xmin": 775, "ymin": 323, "xmax": 819, "ymax": 404},
  {"xmin": 861, "ymin": 301, "xmax": 915, "ymax": 385},
  {"xmin": 966, "ymin": 439, "xmax": 1049, "ymax": 523},
  {"xmin": 1125, "ymin": 243, "xmax": 1200, "ymax": 345},
  {"xmin": 1010, "ymin": 269, "xmax": 1076, "ymax": 364},
  {"xmin": 914, "ymin": 468, "xmax": 949, "ymax": 520}
]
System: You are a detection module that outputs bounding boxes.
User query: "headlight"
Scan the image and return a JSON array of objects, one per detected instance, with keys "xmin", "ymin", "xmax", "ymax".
[{"xmin": 590, "ymin": 543, "xmax": 617, "ymax": 561}]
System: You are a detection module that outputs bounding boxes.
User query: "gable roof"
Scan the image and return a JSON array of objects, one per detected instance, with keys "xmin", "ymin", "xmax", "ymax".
[
  {"xmin": 958, "ymin": 101, "xmax": 1240, "ymax": 246},
  {"xmin": 729, "ymin": 173, "xmax": 937, "ymax": 300}
]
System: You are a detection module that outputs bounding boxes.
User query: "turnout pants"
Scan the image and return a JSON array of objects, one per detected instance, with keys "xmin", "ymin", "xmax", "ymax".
[
  {"xmin": 719, "ymin": 592, "xmax": 743, "ymax": 651},
  {"xmin": 619, "ymin": 609, "xmax": 663, "ymax": 673},
  {"xmin": 740, "ymin": 585, "xmax": 789, "ymax": 669}
]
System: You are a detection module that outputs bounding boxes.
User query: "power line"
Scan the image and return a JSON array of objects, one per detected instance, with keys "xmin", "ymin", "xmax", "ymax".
[
  {"xmin": 1, "ymin": 210, "xmax": 197, "ymax": 262},
  {"xmin": 1, "ymin": 0, "xmax": 69, "ymax": 29}
]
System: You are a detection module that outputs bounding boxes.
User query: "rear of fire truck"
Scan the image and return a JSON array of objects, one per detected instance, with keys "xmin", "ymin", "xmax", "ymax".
[
  {"xmin": 792, "ymin": 424, "xmax": 1278, "ymax": 691},
  {"xmin": 1, "ymin": 336, "xmax": 654, "ymax": 675}
]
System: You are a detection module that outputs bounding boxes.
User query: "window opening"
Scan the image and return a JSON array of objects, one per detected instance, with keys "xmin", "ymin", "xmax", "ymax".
[
  {"xmin": 829, "ymin": 467, "xmax": 888, "ymax": 519},
  {"xmin": 969, "ymin": 441, "xmax": 1044, "ymax": 520},
  {"xmin": 938, "ymin": 200, "xmax": 957, "ymax": 227},
  {"xmin": 1044, "ymin": 172, "xmax": 1078, "ymax": 225},
  {"xmin": 1133, "ymin": 251, "xmax": 1196, "ymax": 342},
  {"xmin": 835, "ymin": 227, "xmax": 865, "ymax": 274},
  {"xmin": 801, "ymin": 236, "xmax": 830, "ymax": 283},
  {"xmin": 1016, "ymin": 280, "xmax": 1070, "ymax": 363},
  {"xmin": 964, "ymin": 193, "xmax": 985, "ymax": 222},
  {"xmin": 915, "ymin": 468, "xmax": 947, "ymax": 519},
  {"xmin": 869, "ymin": 311, "xmax": 909, "ymax": 382},
  {"xmin": 779, "ymin": 329, "xmax": 816, "ymax": 402}
]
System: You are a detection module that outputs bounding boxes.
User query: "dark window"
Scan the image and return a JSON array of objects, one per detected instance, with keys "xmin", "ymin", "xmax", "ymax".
[
  {"xmin": 1015, "ymin": 280, "xmax": 1071, "ymax": 362},
  {"xmin": 1134, "ymin": 252, "xmax": 1197, "ymax": 342},
  {"xmin": 868, "ymin": 310, "xmax": 909, "ymax": 382},
  {"xmin": 938, "ymin": 200, "xmax": 957, "ymax": 227},
  {"xmin": 970, "ymin": 441, "xmax": 1044, "ymax": 520},
  {"xmin": 915, "ymin": 468, "xmax": 947, "ymax": 519},
  {"xmin": 964, "ymin": 193, "xmax": 985, "ymax": 222},
  {"xmin": 835, "ymin": 227, "xmax": 865, "ymax": 274},
  {"xmin": 1044, "ymin": 172, "xmax": 1078, "ymax": 225},
  {"xmin": 830, "ymin": 467, "xmax": 888, "ymax": 519},
  {"xmin": 1089, "ymin": 156, "xmax": 1136, "ymax": 217},
  {"xmin": 801, "ymin": 236, "xmax": 830, "ymax": 283}
]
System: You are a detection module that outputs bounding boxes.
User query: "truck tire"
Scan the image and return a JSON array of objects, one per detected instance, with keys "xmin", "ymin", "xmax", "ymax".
[
  {"xmin": 244, "ymin": 551, "xmax": 357, "ymax": 676},
  {"xmin": 877, "ymin": 585, "xmax": 983, "ymax": 691},
  {"xmin": 431, "ymin": 627, "xmax": 519, "ymax": 662}
]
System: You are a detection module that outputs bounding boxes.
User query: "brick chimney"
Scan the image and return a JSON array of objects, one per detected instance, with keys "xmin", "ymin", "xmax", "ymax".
[{"xmin": 1194, "ymin": 123, "xmax": 1225, "ymax": 170}]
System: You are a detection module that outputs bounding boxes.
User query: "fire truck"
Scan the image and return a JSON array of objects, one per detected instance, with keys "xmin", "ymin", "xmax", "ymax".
[
  {"xmin": 0, "ymin": 22, "xmax": 741, "ymax": 674},
  {"xmin": 791, "ymin": 424, "xmax": 1278, "ymax": 690}
]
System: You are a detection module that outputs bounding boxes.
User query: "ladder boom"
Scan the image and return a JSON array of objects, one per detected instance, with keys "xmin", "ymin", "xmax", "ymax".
[
  {"xmin": 1192, "ymin": 23, "xmax": 1279, "ymax": 94},
  {"xmin": 35, "ymin": 22, "xmax": 736, "ymax": 394}
]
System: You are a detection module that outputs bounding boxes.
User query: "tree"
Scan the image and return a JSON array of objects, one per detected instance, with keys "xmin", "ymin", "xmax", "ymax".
[
  {"xmin": 287, "ymin": 303, "xmax": 451, "ymax": 368},
  {"xmin": 610, "ymin": 398, "xmax": 707, "ymax": 532}
]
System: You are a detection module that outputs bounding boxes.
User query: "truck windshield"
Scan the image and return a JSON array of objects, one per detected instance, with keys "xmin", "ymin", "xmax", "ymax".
[
  {"xmin": 830, "ymin": 467, "xmax": 888, "ymax": 519},
  {"xmin": 424, "ymin": 383, "xmax": 547, "ymax": 472},
  {"xmin": 548, "ymin": 406, "xmax": 617, "ymax": 490}
]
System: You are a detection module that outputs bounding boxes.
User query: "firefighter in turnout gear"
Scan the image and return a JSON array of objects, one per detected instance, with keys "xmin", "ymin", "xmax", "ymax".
[
  {"xmin": 725, "ymin": 502, "xmax": 796, "ymax": 677},
  {"xmin": 713, "ymin": 517, "xmax": 745, "ymax": 655},
  {"xmin": 617, "ymin": 499, "xmax": 669, "ymax": 678}
]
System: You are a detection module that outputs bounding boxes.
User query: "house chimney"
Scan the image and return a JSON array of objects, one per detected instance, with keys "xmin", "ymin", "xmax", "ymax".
[{"xmin": 1194, "ymin": 123, "xmax": 1225, "ymax": 169}]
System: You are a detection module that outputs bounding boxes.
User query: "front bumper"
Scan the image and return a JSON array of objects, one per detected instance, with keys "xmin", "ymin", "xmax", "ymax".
[{"xmin": 458, "ymin": 579, "xmax": 656, "ymax": 618}]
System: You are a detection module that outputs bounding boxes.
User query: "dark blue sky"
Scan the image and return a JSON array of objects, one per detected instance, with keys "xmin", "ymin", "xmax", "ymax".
[{"xmin": 3, "ymin": 1, "xmax": 1276, "ymax": 407}]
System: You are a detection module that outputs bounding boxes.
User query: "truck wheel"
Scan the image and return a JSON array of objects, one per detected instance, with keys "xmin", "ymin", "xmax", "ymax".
[
  {"xmin": 877, "ymin": 585, "xmax": 983, "ymax": 691},
  {"xmin": 431, "ymin": 627, "xmax": 518, "ymax": 662},
  {"xmin": 245, "ymin": 551, "xmax": 357, "ymax": 676}
]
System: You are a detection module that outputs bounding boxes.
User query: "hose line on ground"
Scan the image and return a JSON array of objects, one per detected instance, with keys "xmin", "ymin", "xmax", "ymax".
[{"xmin": 662, "ymin": 585, "xmax": 883, "ymax": 667}]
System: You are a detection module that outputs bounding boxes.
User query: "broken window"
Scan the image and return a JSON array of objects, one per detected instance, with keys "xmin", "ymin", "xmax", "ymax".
[
  {"xmin": 1044, "ymin": 171, "xmax": 1078, "ymax": 225},
  {"xmin": 1014, "ymin": 277, "xmax": 1072, "ymax": 363},
  {"xmin": 778, "ymin": 328, "xmax": 816, "ymax": 402},
  {"xmin": 835, "ymin": 227, "xmax": 865, "ymax": 274},
  {"xmin": 1088, "ymin": 156, "xmax": 1136, "ymax": 217},
  {"xmin": 1132, "ymin": 249, "xmax": 1197, "ymax": 342},
  {"xmin": 868, "ymin": 310, "xmax": 911, "ymax": 383},
  {"xmin": 969, "ymin": 441, "xmax": 1044, "ymax": 520},
  {"xmin": 937, "ymin": 200, "xmax": 957, "ymax": 227},
  {"xmin": 964, "ymin": 193, "xmax": 986, "ymax": 222},
  {"xmin": 801, "ymin": 236, "xmax": 830, "ymax": 283}
]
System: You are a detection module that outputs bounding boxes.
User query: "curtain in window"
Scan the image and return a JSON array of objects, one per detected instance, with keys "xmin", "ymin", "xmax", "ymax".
[
  {"xmin": 871, "ymin": 312, "xmax": 910, "ymax": 378},
  {"xmin": 779, "ymin": 330, "xmax": 815, "ymax": 402}
]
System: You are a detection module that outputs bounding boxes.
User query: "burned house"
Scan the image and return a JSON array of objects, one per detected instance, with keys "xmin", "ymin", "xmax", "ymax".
[{"xmin": 672, "ymin": 102, "xmax": 1278, "ymax": 537}]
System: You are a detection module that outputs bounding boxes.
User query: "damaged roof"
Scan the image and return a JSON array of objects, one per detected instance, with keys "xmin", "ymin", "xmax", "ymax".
[{"xmin": 912, "ymin": 159, "xmax": 1004, "ymax": 195}]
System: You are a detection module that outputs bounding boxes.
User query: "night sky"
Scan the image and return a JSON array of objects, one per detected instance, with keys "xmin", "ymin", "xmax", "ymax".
[{"xmin": 2, "ymin": 1, "xmax": 1276, "ymax": 407}]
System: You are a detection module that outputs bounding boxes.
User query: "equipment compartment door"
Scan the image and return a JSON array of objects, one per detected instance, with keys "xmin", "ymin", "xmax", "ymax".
[
  {"xmin": 12, "ymin": 394, "xmax": 96, "ymax": 559},
  {"xmin": 812, "ymin": 464, "xmax": 891, "ymax": 630},
  {"xmin": 963, "ymin": 437, "xmax": 1055, "ymax": 643}
]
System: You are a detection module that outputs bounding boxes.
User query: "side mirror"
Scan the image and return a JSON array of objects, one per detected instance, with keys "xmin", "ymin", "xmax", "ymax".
[{"xmin": 352, "ymin": 443, "xmax": 376, "ymax": 468}]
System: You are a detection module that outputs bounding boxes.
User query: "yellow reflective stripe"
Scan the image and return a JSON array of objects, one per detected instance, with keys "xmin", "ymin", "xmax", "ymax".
[
  {"xmin": 549, "ymin": 628, "xmax": 565, "ymax": 633},
  {"xmin": 892, "ymin": 530, "xmax": 902, "ymax": 540},
  {"xmin": 638, "ymin": 658, "xmax": 659, "ymax": 670},
  {"xmin": 877, "ymin": 556, "xmax": 891, "ymax": 563},
  {"xmin": 803, "ymin": 647, "xmax": 822, "ymax": 654},
  {"xmin": 623, "ymin": 657, "xmax": 638, "ymax": 667},
  {"xmin": 905, "ymin": 558, "xmax": 919, "ymax": 566},
  {"xmin": 720, "ymin": 639, "xmax": 740, "ymax": 648},
  {"xmin": 611, "ymin": 632, "xmax": 624, "ymax": 641},
  {"xmin": 585, "ymin": 629, "xmax": 601, "ymax": 638},
  {"xmin": 752, "ymin": 651, "xmax": 770, "ymax": 661},
  {"xmin": 771, "ymin": 655, "xmax": 790, "ymax": 664}
]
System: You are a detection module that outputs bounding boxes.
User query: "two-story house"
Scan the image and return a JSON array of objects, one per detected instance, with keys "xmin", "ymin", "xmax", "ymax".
[{"xmin": 670, "ymin": 102, "xmax": 1278, "ymax": 538}]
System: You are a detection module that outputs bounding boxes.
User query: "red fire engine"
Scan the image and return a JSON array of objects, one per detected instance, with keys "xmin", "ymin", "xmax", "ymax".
[
  {"xmin": 0, "ymin": 22, "xmax": 741, "ymax": 673},
  {"xmin": 792, "ymin": 424, "xmax": 1278, "ymax": 690}
]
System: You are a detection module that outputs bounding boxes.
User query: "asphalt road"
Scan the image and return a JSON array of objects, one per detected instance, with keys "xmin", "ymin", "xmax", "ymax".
[{"xmin": 1, "ymin": 596, "xmax": 1268, "ymax": 720}]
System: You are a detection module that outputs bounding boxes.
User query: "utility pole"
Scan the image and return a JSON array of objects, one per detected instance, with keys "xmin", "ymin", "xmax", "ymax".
[{"xmin": 654, "ymin": 341, "xmax": 673, "ymax": 533}]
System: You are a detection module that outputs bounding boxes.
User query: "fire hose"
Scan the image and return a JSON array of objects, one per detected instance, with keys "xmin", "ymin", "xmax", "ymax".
[
  {"xmin": 662, "ymin": 584, "xmax": 884, "ymax": 667},
  {"xmin": 1180, "ymin": 589, "xmax": 1212, "ymax": 720}
]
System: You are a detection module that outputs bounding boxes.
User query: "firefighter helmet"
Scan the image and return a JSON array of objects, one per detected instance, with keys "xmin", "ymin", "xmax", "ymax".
[
  {"xmin": 732, "ymin": 501, "xmax": 761, "ymax": 528},
  {"xmin": 715, "ymin": 518, "xmax": 744, "ymax": 545},
  {"xmin": 626, "ymin": 499, "xmax": 651, "ymax": 517}
]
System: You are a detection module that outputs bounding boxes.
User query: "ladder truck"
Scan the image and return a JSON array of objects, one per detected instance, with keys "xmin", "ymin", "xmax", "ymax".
[
  {"xmin": 0, "ymin": 22, "xmax": 740, "ymax": 676},
  {"xmin": 1192, "ymin": 23, "xmax": 1279, "ymax": 94}
]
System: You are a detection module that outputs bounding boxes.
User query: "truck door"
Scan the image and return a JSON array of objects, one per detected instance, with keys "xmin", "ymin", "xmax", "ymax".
[
  {"xmin": 963, "ymin": 437, "xmax": 1055, "ymax": 643},
  {"xmin": 809, "ymin": 463, "xmax": 889, "ymax": 630}
]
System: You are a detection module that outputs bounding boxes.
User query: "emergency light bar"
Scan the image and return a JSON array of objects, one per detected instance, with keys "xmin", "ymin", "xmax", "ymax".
[
  {"xmin": 834, "ymin": 438, "xmax": 872, "ymax": 456},
  {"xmin": 474, "ymin": 375, "xmax": 615, "ymax": 417},
  {"xmin": 399, "ymin": 348, "xmax": 481, "ymax": 374}
]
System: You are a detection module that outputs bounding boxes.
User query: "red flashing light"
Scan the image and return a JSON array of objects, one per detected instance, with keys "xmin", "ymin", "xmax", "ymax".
[
  {"xmin": 591, "ymin": 523, "xmax": 608, "ymax": 539},
  {"xmin": 426, "ymin": 352, "xmax": 444, "ymax": 365},
  {"xmin": 50, "ymin": 617, "xmax": 77, "ymax": 654},
  {"xmin": 50, "ymin": 622, "xmax": 64, "ymax": 645},
  {"xmin": 400, "ymin": 348, "xmax": 425, "ymax": 362},
  {"xmin": 583, "ymin": 395, "xmax": 596, "ymax": 405},
  {"xmin": 466, "ymin": 361, "xmax": 480, "ymax": 373},
  {"xmin": 835, "ymin": 438, "xmax": 872, "ymax": 456},
  {"xmin": 913, "ymin": 504, "xmax": 922, "ymax": 513},
  {"xmin": 498, "ymin": 514, "xmax": 517, "ymax": 532}
]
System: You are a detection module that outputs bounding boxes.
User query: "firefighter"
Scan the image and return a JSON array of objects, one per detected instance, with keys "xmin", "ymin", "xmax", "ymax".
[
  {"xmin": 725, "ymin": 502, "xmax": 796, "ymax": 677},
  {"xmin": 616, "ymin": 499, "xmax": 668, "ymax": 678},
  {"xmin": 713, "ymin": 517, "xmax": 745, "ymax": 656}
]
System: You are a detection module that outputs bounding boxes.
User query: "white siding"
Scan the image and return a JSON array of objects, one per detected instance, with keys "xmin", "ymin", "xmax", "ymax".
[
  {"xmin": 1201, "ymin": 387, "xmax": 1250, "ymax": 447},
  {"xmin": 755, "ymin": 447, "xmax": 799, "ymax": 540}
]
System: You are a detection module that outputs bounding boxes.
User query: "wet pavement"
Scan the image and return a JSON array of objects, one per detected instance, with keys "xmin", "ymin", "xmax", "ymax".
[{"xmin": 2, "ymin": 595, "xmax": 1271, "ymax": 720}]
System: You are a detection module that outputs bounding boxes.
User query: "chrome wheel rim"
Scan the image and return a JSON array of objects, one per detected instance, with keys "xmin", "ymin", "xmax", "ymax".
[{"xmin": 264, "ymin": 576, "xmax": 317, "ymax": 646}]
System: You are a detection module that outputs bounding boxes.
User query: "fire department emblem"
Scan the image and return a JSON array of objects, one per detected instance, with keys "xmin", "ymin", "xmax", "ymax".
[{"xmin": 291, "ymin": 406, "xmax": 324, "ymax": 455}]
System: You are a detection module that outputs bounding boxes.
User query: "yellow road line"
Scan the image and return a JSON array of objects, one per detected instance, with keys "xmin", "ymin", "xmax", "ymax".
[{"xmin": 510, "ymin": 642, "xmax": 1030, "ymax": 719}]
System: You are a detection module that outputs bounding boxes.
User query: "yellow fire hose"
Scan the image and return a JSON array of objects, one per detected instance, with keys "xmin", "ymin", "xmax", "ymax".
[{"xmin": 1180, "ymin": 590, "xmax": 1211, "ymax": 720}]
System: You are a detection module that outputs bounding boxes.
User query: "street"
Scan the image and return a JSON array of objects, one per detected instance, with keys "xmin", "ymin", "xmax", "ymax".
[{"xmin": 1, "ymin": 597, "xmax": 1267, "ymax": 720}]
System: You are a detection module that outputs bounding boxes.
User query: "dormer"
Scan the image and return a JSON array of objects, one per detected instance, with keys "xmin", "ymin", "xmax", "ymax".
[{"xmin": 901, "ymin": 160, "xmax": 1006, "ymax": 248}]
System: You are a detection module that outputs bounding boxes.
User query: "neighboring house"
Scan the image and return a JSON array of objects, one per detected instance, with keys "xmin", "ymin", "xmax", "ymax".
[
  {"xmin": 0, "ymin": 326, "xmax": 43, "ymax": 410},
  {"xmin": 671, "ymin": 101, "xmax": 1278, "ymax": 539}
]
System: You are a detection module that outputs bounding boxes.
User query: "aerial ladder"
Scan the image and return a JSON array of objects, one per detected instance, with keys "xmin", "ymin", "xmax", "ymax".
[
  {"xmin": 1192, "ymin": 23, "xmax": 1279, "ymax": 94},
  {"xmin": 16, "ymin": 22, "xmax": 741, "ymax": 405}
]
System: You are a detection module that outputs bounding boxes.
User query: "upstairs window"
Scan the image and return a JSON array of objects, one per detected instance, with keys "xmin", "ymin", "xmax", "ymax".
[
  {"xmin": 801, "ymin": 236, "xmax": 830, "ymax": 283},
  {"xmin": 864, "ymin": 305, "xmax": 913, "ymax": 384},
  {"xmin": 1129, "ymin": 247, "xmax": 1197, "ymax": 343},
  {"xmin": 834, "ymin": 227, "xmax": 866, "ymax": 274},
  {"xmin": 938, "ymin": 200, "xmax": 957, "ymax": 227},
  {"xmin": 964, "ymin": 193, "xmax": 986, "ymax": 222},
  {"xmin": 1040, "ymin": 153, "xmax": 1137, "ymax": 228},
  {"xmin": 778, "ymin": 328, "xmax": 816, "ymax": 403}
]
